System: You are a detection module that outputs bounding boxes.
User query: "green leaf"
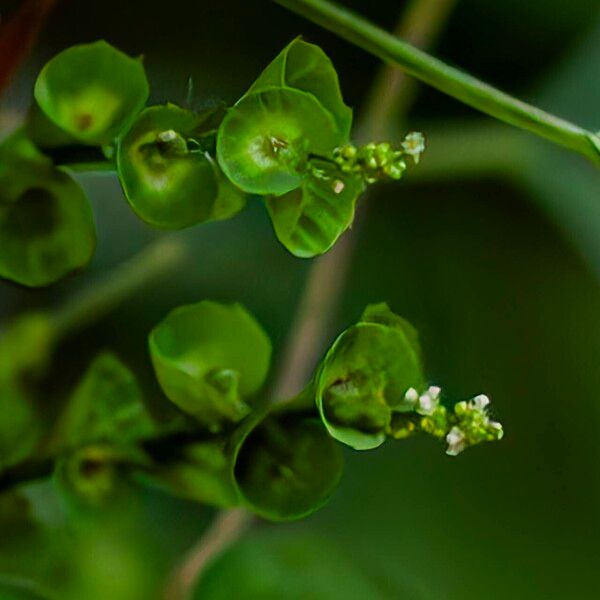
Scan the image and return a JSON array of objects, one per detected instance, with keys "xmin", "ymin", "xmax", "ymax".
[
  {"xmin": 0, "ymin": 380, "xmax": 39, "ymax": 470},
  {"xmin": 0, "ymin": 579, "xmax": 51, "ymax": 600},
  {"xmin": 265, "ymin": 159, "xmax": 364, "ymax": 257},
  {"xmin": 232, "ymin": 411, "xmax": 343, "ymax": 521},
  {"xmin": 143, "ymin": 438, "xmax": 239, "ymax": 508},
  {"xmin": 217, "ymin": 87, "xmax": 345, "ymax": 195},
  {"xmin": 194, "ymin": 530, "xmax": 387, "ymax": 600},
  {"xmin": 53, "ymin": 444, "xmax": 148, "ymax": 511},
  {"xmin": 248, "ymin": 38, "xmax": 352, "ymax": 140},
  {"xmin": 315, "ymin": 306, "xmax": 425, "ymax": 450},
  {"xmin": 0, "ymin": 134, "xmax": 96, "ymax": 287},
  {"xmin": 116, "ymin": 104, "xmax": 223, "ymax": 229},
  {"xmin": 149, "ymin": 301, "xmax": 272, "ymax": 430},
  {"xmin": 34, "ymin": 40, "xmax": 149, "ymax": 145},
  {"xmin": 51, "ymin": 353, "xmax": 154, "ymax": 450}
]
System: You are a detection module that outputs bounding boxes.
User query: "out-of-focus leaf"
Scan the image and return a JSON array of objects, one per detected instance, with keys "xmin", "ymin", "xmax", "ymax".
[
  {"xmin": 116, "ymin": 104, "xmax": 224, "ymax": 229},
  {"xmin": 232, "ymin": 411, "xmax": 343, "ymax": 520},
  {"xmin": 149, "ymin": 301, "xmax": 272, "ymax": 430},
  {"xmin": 34, "ymin": 41, "xmax": 149, "ymax": 145},
  {"xmin": 0, "ymin": 578, "xmax": 52, "ymax": 600},
  {"xmin": 265, "ymin": 160, "xmax": 364, "ymax": 257},
  {"xmin": 143, "ymin": 438, "xmax": 238, "ymax": 508},
  {"xmin": 193, "ymin": 530, "xmax": 387, "ymax": 600},
  {"xmin": 51, "ymin": 353, "xmax": 154, "ymax": 450},
  {"xmin": 248, "ymin": 38, "xmax": 352, "ymax": 140},
  {"xmin": 315, "ymin": 305, "xmax": 425, "ymax": 450},
  {"xmin": 0, "ymin": 133, "xmax": 96, "ymax": 287},
  {"xmin": 217, "ymin": 87, "xmax": 344, "ymax": 195}
]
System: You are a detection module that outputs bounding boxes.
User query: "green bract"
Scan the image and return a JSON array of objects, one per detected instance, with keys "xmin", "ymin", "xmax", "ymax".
[
  {"xmin": 248, "ymin": 38, "xmax": 352, "ymax": 140},
  {"xmin": 116, "ymin": 104, "xmax": 242, "ymax": 229},
  {"xmin": 217, "ymin": 87, "xmax": 344, "ymax": 195},
  {"xmin": 315, "ymin": 304, "xmax": 425, "ymax": 450},
  {"xmin": 145, "ymin": 438, "xmax": 239, "ymax": 508},
  {"xmin": 0, "ymin": 134, "xmax": 96, "ymax": 287},
  {"xmin": 266, "ymin": 159, "xmax": 365, "ymax": 257},
  {"xmin": 52, "ymin": 353, "xmax": 154, "ymax": 450},
  {"xmin": 34, "ymin": 41, "xmax": 149, "ymax": 145},
  {"xmin": 149, "ymin": 301, "xmax": 272, "ymax": 430},
  {"xmin": 232, "ymin": 412, "xmax": 343, "ymax": 520}
]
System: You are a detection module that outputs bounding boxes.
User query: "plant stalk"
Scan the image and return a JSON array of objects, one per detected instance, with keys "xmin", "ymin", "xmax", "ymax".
[{"xmin": 273, "ymin": 0, "xmax": 600, "ymax": 166}]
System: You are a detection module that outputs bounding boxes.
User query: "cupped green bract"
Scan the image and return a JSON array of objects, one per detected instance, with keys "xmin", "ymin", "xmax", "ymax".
[
  {"xmin": 149, "ymin": 301, "xmax": 272, "ymax": 430},
  {"xmin": 316, "ymin": 306, "xmax": 425, "ymax": 450},
  {"xmin": 265, "ymin": 159, "xmax": 365, "ymax": 257},
  {"xmin": 116, "ymin": 104, "xmax": 220, "ymax": 229},
  {"xmin": 217, "ymin": 87, "xmax": 344, "ymax": 195},
  {"xmin": 34, "ymin": 40, "xmax": 149, "ymax": 145},
  {"xmin": 232, "ymin": 412, "xmax": 343, "ymax": 520},
  {"xmin": 144, "ymin": 438, "xmax": 239, "ymax": 508},
  {"xmin": 51, "ymin": 353, "xmax": 154, "ymax": 451},
  {"xmin": 248, "ymin": 38, "xmax": 352, "ymax": 140},
  {"xmin": 0, "ymin": 135, "xmax": 96, "ymax": 287}
]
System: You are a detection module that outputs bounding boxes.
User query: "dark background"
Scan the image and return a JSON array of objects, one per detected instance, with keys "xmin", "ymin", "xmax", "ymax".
[{"xmin": 1, "ymin": 1, "xmax": 599, "ymax": 598}]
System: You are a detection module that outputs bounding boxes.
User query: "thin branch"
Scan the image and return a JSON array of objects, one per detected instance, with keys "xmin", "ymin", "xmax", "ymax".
[
  {"xmin": 273, "ymin": 0, "xmax": 600, "ymax": 166},
  {"xmin": 163, "ymin": 509, "xmax": 252, "ymax": 600}
]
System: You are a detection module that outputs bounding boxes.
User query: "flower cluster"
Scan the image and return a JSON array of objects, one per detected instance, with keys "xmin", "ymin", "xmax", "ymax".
[
  {"xmin": 397, "ymin": 386, "xmax": 504, "ymax": 456},
  {"xmin": 332, "ymin": 132, "xmax": 425, "ymax": 184}
]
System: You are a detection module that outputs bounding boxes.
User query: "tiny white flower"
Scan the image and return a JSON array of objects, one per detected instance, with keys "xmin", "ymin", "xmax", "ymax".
[
  {"xmin": 158, "ymin": 129, "xmax": 178, "ymax": 143},
  {"xmin": 417, "ymin": 392, "xmax": 438, "ymax": 415},
  {"xmin": 427, "ymin": 385, "xmax": 441, "ymax": 400},
  {"xmin": 333, "ymin": 180, "xmax": 345, "ymax": 194},
  {"xmin": 471, "ymin": 394, "xmax": 490, "ymax": 411},
  {"xmin": 404, "ymin": 387, "xmax": 419, "ymax": 403},
  {"xmin": 446, "ymin": 426, "xmax": 466, "ymax": 456},
  {"xmin": 401, "ymin": 132, "xmax": 425, "ymax": 163},
  {"xmin": 489, "ymin": 421, "xmax": 504, "ymax": 439}
]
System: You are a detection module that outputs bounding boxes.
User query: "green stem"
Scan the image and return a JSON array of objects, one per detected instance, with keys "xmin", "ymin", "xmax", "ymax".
[
  {"xmin": 273, "ymin": 0, "xmax": 600, "ymax": 166},
  {"xmin": 50, "ymin": 236, "xmax": 187, "ymax": 341}
]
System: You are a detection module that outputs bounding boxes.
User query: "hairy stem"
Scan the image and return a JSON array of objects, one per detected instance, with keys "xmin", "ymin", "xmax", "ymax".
[{"xmin": 273, "ymin": 0, "xmax": 600, "ymax": 166}]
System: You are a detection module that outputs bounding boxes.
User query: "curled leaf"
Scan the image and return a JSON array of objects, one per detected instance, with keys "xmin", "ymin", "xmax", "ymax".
[
  {"xmin": 149, "ymin": 301, "xmax": 272, "ymax": 431},
  {"xmin": 0, "ymin": 133, "xmax": 96, "ymax": 287},
  {"xmin": 116, "ymin": 104, "xmax": 224, "ymax": 229},
  {"xmin": 265, "ymin": 159, "xmax": 364, "ymax": 257},
  {"xmin": 248, "ymin": 37, "xmax": 352, "ymax": 140},
  {"xmin": 34, "ymin": 40, "xmax": 148, "ymax": 144},
  {"xmin": 315, "ymin": 304, "xmax": 425, "ymax": 450},
  {"xmin": 217, "ymin": 87, "xmax": 344, "ymax": 195},
  {"xmin": 232, "ymin": 409, "xmax": 343, "ymax": 520}
]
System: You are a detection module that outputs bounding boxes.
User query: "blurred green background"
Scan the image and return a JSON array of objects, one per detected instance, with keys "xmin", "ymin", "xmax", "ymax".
[{"xmin": 1, "ymin": 0, "xmax": 599, "ymax": 598}]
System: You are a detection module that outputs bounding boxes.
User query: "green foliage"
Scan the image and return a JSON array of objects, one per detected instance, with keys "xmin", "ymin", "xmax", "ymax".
[
  {"xmin": 116, "ymin": 104, "xmax": 244, "ymax": 229},
  {"xmin": 51, "ymin": 353, "xmax": 154, "ymax": 450},
  {"xmin": 217, "ymin": 87, "xmax": 344, "ymax": 195},
  {"xmin": 316, "ymin": 303, "xmax": 425, "ymax": 450},
  {"xmin": 248, "ymin": 38, "xmax": 352, "ymax": 139},
  {"xmin": 0, "ymin": 133, "xmax": 96, "ymax": 287},
  {"xmin": 149, "ymin": 301, "xmax": 272, "ymax": 430},
  {"xmin": 232, "ymin": 412, "xmax": 343, "ymax": 520},
  {"xmin": 265, "ymin": 159, "xmax": 365, "ymax": 257},
  {"xmin": 34, "ymin": 41, "xmax": 149, "ymax": 145}
]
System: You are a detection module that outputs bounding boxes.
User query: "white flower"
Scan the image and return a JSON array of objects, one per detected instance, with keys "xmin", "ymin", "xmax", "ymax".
[
  {"xmin": 471, "ymin": 394, "xmax": 490, "ymax": 411},
  {"xmin": 417, "ymin": 391, "xmax": 439, "ymax": 415},
  {"xmin": 404, "ymin": 387, "xmax": 419, "ymax": 403},
  {"xmin": 427, "ymin": 386, "xmax": 441, "ymax": 400},
  {"xmin": 401, "ymin": 132, "xmax": 425, "ymax": 163},
  {"xmin": 446, "ymin": 426, "xmax": 466, "ymax": 456}
]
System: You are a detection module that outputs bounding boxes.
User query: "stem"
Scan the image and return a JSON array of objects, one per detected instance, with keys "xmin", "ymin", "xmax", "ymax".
[
  {"xmin": 50, "ymin": 236, "xmax": 186, "ymax": 341},
  {"xmin": 273, "ymin": 0, "xmax": 600, "ymax": 166}
]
